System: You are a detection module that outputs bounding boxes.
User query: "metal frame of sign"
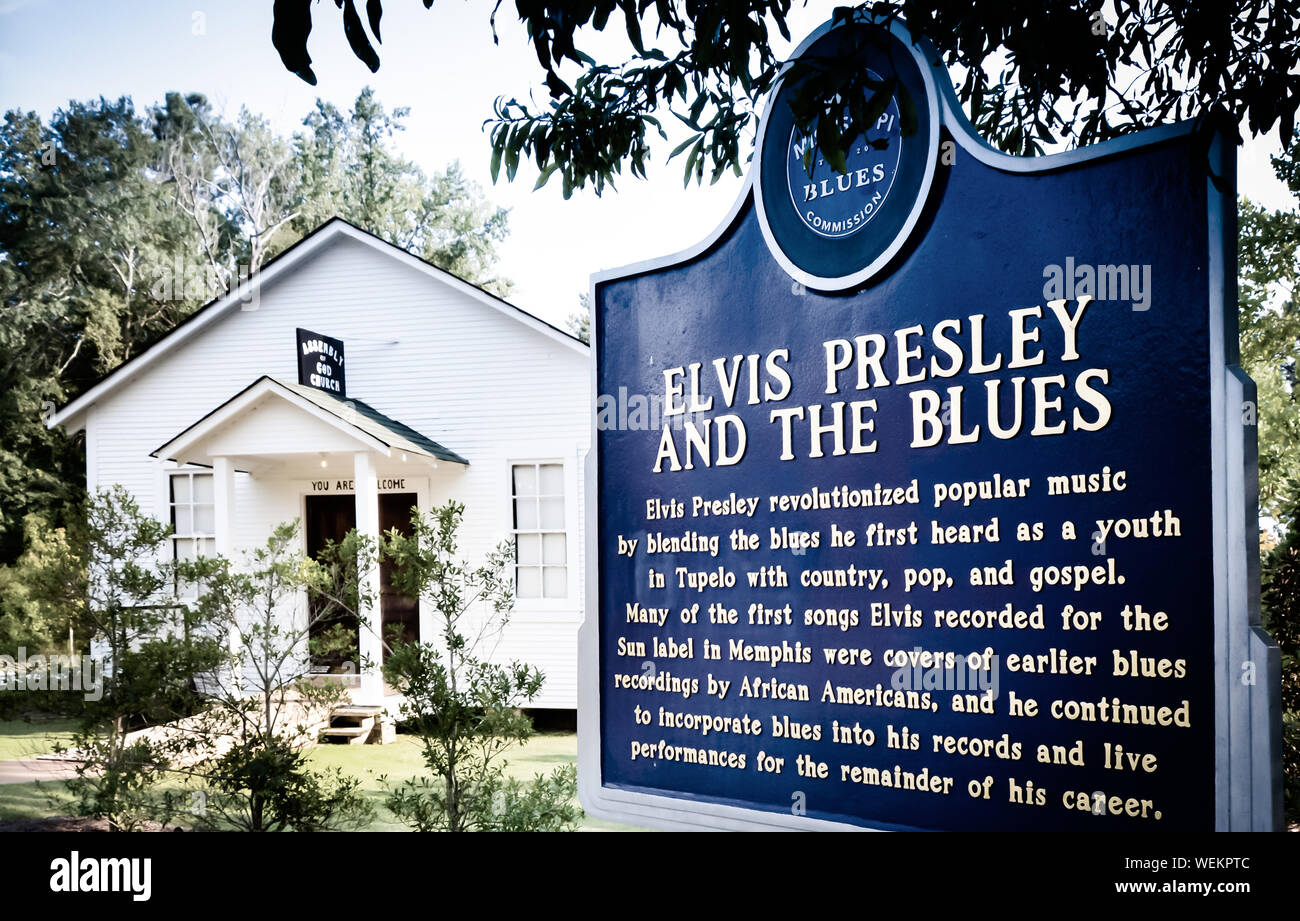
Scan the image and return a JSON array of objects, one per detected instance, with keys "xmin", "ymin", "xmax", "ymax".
[{"xmin": 578, "ymin": 15, "xmax": 1281, "ymax": 832}]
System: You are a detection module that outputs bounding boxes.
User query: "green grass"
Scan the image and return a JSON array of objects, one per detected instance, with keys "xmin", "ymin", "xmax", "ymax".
[
  {"xmin": 0, "ymin": 781, "xmax": 77, "ymax": 822},
  {"xmin": 0, "ymin": 716, "xmax": 79, "ymax": 761},
  {"xmin": 306, "ymin": 730, "xmax": 642, "ymax": 831},
  {"xmin": 0, "ymin": 717, "xmax": 87, "ymax": 823},
  {"xmin": 0, "ymin": 719, "xmax": 643, "ymax": 831}
]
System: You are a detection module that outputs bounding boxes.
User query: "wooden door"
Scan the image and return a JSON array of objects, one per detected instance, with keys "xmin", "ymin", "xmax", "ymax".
[
  {"xmin": 379, "ymin": 493, "xmax": 420, "ymax": 657},
  {"xmin": 304, "ymin": 493, "xmax": 358, "ymax": 672}
]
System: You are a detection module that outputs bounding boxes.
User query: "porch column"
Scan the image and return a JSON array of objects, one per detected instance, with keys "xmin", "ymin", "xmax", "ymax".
[
  {"xmin": 212, "ymin": 455, "xmax": 241, "ymax": 691},
  {"xmin": 354, "ymin": 451, "xmax": 383, "ymax": 701},
  {"xmin": 212, "ymin": 456, "xmax": 235, "ymax": 556}
]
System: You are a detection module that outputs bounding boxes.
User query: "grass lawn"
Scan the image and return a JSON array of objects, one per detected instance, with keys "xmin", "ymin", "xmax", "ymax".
[
  {"xmin": 0, "ymin": 780, "xmax": 75, "ymax": 822},
  {"xmin": 0, "ymin": 719, "xmax": 643, "ymax": 831},
  {"xmin": 0, "ymin": 717, "xmax": 88, "ymax": 823},
  {"xmin": 306, "ymin": 730, "xmax": 643, "ymax": 831},
  {"xmin": 0, "ymin": 716, "xmax": 79, "ymax": 761}
]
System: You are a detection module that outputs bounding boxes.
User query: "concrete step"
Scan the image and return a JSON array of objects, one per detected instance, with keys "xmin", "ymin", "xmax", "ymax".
[
  {"xmin": 319, "ymin": 703, "xmax": 392, "ymax": 744},
  {"xmin": 320, "ymin": 722, "xmax": 373, "ymax": 744}
]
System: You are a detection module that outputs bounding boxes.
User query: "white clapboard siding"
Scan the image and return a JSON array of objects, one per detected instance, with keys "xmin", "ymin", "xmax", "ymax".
[{"xmin": 78, "ymin": 230, "xmax": 590, "ymax": 708}]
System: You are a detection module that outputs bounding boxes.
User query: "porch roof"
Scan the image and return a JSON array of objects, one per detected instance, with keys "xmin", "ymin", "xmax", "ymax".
[{"xmin": 151, "ymin": 376, "xmax": 470, "ymax": 468}]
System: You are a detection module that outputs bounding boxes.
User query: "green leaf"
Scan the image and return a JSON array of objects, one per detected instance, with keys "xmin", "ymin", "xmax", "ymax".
[
  {"xmin": 667, "ymin": 133, "xmax": 700, "ymax": 160},
  {"xmin": 687, "ymin": 92, "xmax": 708, "ymax": 130},
  {"xmin": 623, "ymin": 4, "xmax": 645, "ymax": 54},
  {"xmin": 897, "ymin": 87, "xmax": 918, "ymax": 138},
  {"xmin": 341, "ymin": 0, "xmax": 380, "ymax": 72},
  {"xmin": 817, "ymin": 113, "xmax": 846, "ymax": 175},
  {"xmin": 504, "ymin": 125, "xmax": 522, "ymax": 181},
  {"xmin": 489, "ymin": 128, "xmax": 506, "ymax": 183},
  {"xmin": 863, "ymin": 79, "xmax": 896, "ymax": 131},
  {"xmin": 533, "ymin": 162, "xmax": 559, "ymax": 190},
  {"xmin": 682, "ymin": 138, "xmax": 703, "ymax": 187}
]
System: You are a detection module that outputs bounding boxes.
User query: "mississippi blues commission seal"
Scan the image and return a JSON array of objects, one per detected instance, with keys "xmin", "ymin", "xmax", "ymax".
[
  {"xmin": 786, "ymin": 81, "xmax": 902, "ymax": 240},
  {"xmin": 755, "ymin": 20, "xmax": 939, "ymax": 291}
]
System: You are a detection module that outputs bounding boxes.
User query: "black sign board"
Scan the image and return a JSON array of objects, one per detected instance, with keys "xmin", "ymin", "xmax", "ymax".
[{"xmin": 296, "ymin": 328, "xmax": 346, "ymax": 397}]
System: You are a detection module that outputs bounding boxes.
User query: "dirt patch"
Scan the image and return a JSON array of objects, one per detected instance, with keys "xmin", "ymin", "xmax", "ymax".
[{"xmin": 0, "ymin": 816, "xmax": 187, "ymax": 832}]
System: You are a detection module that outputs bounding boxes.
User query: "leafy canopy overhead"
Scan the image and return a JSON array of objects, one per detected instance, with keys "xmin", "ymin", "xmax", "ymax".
[{"xmin": 272, "ymin": 2, "xmax": 1300, "ymax": 197}]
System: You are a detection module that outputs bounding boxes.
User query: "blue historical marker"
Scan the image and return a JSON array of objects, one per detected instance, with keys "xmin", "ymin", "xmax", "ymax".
[{"xmin": 579, "ymin": 15, "xmax": 1281, "ymax": 831}]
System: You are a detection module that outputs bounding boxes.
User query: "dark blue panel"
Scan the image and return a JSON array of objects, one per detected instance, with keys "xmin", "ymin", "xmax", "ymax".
[{"xmin": 595, "ymin": 132, "xmax": 1214, "ymax": 832}]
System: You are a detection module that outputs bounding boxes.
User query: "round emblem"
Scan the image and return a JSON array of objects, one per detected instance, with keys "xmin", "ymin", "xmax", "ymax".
[
  {"xmin": 754, "ymin": 21, "xmax": 939, "ymax": 292},
  {"xmin": 785, "ymin": 77, "xmax": 902, "ymax": 240}
]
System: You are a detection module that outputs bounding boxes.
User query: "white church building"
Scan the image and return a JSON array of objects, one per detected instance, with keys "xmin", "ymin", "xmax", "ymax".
[{"xmin": 49, "ymin": 218, "xmax": 590, "ymax": 710}]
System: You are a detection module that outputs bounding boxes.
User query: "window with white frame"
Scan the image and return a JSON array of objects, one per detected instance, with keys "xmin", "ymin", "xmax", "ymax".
[
  {"xmin": 511, "ymin": 462, "xmax": 567, "ymax": 600},
  {"xmin": 169, "ymin": 470, "xmax": 215, "ymax": 572}
]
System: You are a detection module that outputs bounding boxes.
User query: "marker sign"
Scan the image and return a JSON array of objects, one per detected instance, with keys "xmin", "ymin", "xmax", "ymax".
[{"xmin": 579, "ymin": 16, "xmax": 1280, "ymax": 832}]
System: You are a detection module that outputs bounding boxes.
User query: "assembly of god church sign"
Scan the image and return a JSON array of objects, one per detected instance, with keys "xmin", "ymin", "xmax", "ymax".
[
  {"xmin": 578, "ymin": 14, "xmax": 1283, "ymax": 832},
  {"xmin": 297, "ymin": 327, "xmax": 346, "ymax": 397}
]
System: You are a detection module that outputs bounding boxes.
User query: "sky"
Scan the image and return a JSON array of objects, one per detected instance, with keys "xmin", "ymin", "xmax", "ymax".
[{"xmin": 2, "ymin": 0, "xmax": 1296, "ymax": 330}]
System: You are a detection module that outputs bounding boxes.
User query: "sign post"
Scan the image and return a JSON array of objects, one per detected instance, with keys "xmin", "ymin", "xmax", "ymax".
[{"xmin": 579, "ymin": 15, "xmax": 1281, "ymax": 831}]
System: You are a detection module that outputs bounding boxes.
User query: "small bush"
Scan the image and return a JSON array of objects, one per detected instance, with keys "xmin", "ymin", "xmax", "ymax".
[{"xmin": 1261, "ymin": 522, "xmax": 1300, "ymax": 826}]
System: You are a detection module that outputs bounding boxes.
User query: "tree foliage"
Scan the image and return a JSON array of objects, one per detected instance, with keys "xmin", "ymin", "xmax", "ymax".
[
  {"xmin": 1239, "ymin": 128, "xmax": 1300, "ymax": 524},
  {"xmin": 1261, "ymin": 506, "xmax": 1300, "ymax": 825},
  {"xmin": 293, "ymin": 88, "xmax": 512, "ymax": 291},
  {"xmin": 194, "ymin": 735, "xmax": 372, "ymax": 832},
  {"xmin": 1239, "ymin": 199, "xmax": 1300, "ymax": 522},
  {"xmin": 380, "ymin": 501, "xmax": 580, "ymax": 832},
  {"xmin": 566, "ymin": 292, "xmax": 592, "ymax": 345},
  {"xmin": 1238, "ymin": 127, "xmax": 1300, "ymax": 825},
  {"xmin": 0, "ymin": 88, "xmax": 510, "ymax": 567},
  {"xmin": 21, "ymin": 488, "xmax": 226, "ymax": 830},
  {"xmin": 175, "ymin": 523, "xmax": 376, "ymax": 832},
  {"xmin": 19, "ymin": 509, "xmax": 378, "ymax": 831},
  {"xmin": 275, "ymin": 1, "xmax": 1300, "ymax": 197},
  {"xmin": 0, "ymin": 98, "xmax": 187, "ymax": 563}
]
